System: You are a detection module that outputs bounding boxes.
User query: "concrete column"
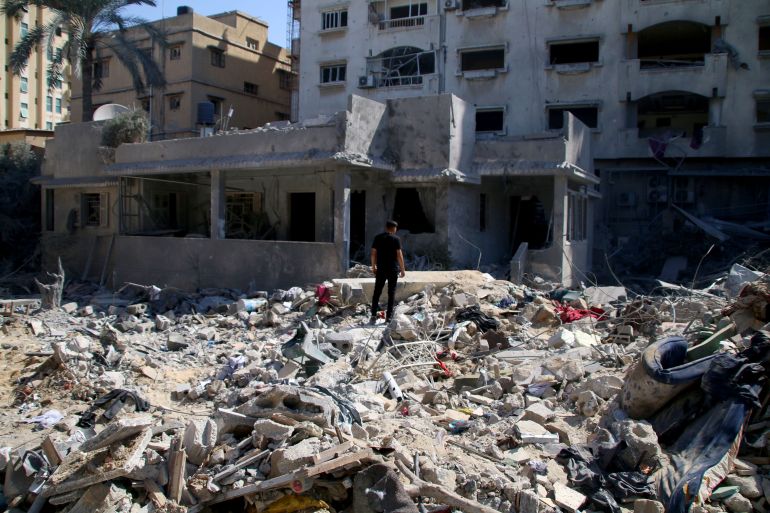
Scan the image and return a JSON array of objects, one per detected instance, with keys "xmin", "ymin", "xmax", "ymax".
[
  {"xmin": 210, "ymin": 169, "xmax": 226, "ymax": 240},
  {"xmin": 552, "ymin": 175, "xmax": 569, "ymax": 284},
  {"xmin": 709, "ymin": 98, "xmax": 722, "ymax": 127},
  {"xmin": 334, "ymin": 169, "xmax": 351, "ymax": 273}
]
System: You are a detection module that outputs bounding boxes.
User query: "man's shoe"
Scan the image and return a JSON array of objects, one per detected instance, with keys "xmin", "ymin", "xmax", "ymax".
[{"xmin": 368, "ymin": 315, "xmax": 377, "ymax": 325}]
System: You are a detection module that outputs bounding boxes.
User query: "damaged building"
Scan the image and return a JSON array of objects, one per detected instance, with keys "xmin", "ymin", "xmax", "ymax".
[
  {"xmin": 295, "ymin": 0, "xmax": 770, "ymax": 271},
  {"xmin": 35, "ymin": 93, "xmax": 597, "ymax": 289}
]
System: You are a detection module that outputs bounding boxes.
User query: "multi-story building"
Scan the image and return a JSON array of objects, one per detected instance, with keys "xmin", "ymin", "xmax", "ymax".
[
  {"xmin": 0, "ymin": 5, "xmax": 71, "ymax": 131},
  {"xmin": 297, "ymin": 0, "xmax": 770, "ymax": 258},
  {"xmin": 70, "ymin": 7, "xmax": 293, "ymax": 140}
]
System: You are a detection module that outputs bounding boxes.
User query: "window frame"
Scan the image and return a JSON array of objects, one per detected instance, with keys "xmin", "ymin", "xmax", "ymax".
[
  {"xmin": 94, "ymin": 58, "xmax": 110, "ymax": 79},
  {"xmin": 475, "ymin": 106, "xmax": 506, "ymax": 134},
  {"xmin": 243, "ymin": 81, "xmax": 259, "ymax": 95},
  {"xmin": 458, "ymin": 45, "xmax": 507, "ymax": 75},
  {"xmin": 567, "ymin": 191, "xmax": 588, "ymax": 243},
  {"xmin": 81, "ymin": 193, "xmax": 103, "ymax": 228},
  {"xmin": 546, "ymin": 103, "xmax": 600, "ymax": 131},
  {"xmin": 20, "ymin": 102, "xmax": 29, "ymax": 119},
  {"xmin": 55, "ymin": 98, "xmax": 62, "ymax": 114},
  {"xmin": 319, "ymin": 62, "xmax": 347, "ymax": 85},
  {"xmin": 278, "ymin": 69, "xmax": 292, "ymax": 90},
  {"xmin": 168, "ymin": 94, "xmax": 182, "ymax": 111},
  {"xmin": 169, "ymin": 44, "xmax": 182, "ymax": 60},
  {"xmin": 321, "ymin": 8, "xmax": 349, "ymax": 31},
  {"xmin": 547, "ymin": 38, "xmax": 601, "ymax": 66},
  {"xmin": 209, "ymin": 47, "xmax": 226, "ymax": 68},
  {"xmin": 246, "ymin": 37, "xmax": 259, "ymax": 51},
  {"xmin": 756, "ymin": 97, "xmax": 770, "ymax": 127},
  {"xmin": 46, "ymin": 95, "xmax": 52, "ymax": 112},
  {"xmin": 20, "ymin": 76, "xmax": 28, "ymax": 93},
  {"xmin": 760, "ymin": 24, "xmax": 770, "ymax": 54}
]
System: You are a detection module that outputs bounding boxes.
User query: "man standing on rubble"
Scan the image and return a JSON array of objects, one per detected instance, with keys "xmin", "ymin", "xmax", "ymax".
[{"xmin": 370, "ymin": 220, "xmax": 406, "ymax": 324}]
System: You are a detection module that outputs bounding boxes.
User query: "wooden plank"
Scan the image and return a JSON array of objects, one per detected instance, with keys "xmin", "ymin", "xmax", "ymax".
[
  {"xmin": 212, "ymin": 449, "xmax": 269, "ymax": 483},
  {"xmin": 166, "ymin": 437, "xmax": 187, "ymax": 504},
  {"xmin": 299, "ymin": 449, "xmax": 375, "ymax": 479},
  {"xmin": 41, "ymin": 436, "xmax": 63, "ymax": 466},
  {"xmin": 311, "ymin": 441, "xmax": 353, "ymax": 465}
]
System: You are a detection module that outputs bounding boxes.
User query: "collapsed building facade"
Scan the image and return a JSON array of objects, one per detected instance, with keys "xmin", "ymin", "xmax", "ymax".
[
  {"xmin": 35, "ymin": 94, "xmax": 597, "ymax": 290},
  {"xmin": 294, "ymin": 0, "xmax": 770, "ymax": 263}
]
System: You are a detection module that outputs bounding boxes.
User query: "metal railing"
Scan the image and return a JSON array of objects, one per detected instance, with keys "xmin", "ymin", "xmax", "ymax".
[{"xmin": 378, "ymin": 16, "xmax": 426, "ymax": 30}]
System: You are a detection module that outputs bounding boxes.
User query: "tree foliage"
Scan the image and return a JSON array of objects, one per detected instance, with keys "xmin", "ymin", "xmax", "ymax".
[
  {"xmin": 101, "ymin": 108, "xmax": 150, "ymax": 147},
  {"xmin": 1, "ymin": 0, "xmax": 166, "ymax": 121}
]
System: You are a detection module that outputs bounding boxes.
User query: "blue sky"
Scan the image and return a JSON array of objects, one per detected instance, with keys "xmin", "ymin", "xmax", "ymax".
[{"xmin": 122, "ymin": 1, "xmax": 289, "ymax": 47}]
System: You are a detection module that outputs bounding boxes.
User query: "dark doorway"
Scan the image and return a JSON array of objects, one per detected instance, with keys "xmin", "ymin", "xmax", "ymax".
[
  {"xmin": 350, "ymin": 191, "xmax": 366, "ymax": 261},
  {"xmin": 289, "ymin": 192, "xmax": 315, "ymax": 241},
  {"xmin": 509, "ymin": 196, "xmax": 549, "ymax": 254}
]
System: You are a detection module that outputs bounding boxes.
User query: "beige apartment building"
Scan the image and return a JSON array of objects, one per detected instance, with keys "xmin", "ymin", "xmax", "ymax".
[
  {"xmin": 70, "ymin": 7, "xmax": 293, "ymax": 140},
  {"xmin": 295, "ymin": 0, "xmax": 770, "ymax": 254},
  {"xmin": 0, "ymin": 5, "xmax": 71, "ymax": 131}
]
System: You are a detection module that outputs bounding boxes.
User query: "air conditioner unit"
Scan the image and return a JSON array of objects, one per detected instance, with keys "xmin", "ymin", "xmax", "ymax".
[
  {"xmin": 674, "ymin": 189, "xmax": 695, "ymax": 204},
  {"xmin": 444, "ymin": 0, "xmax": 460, "ymax": 10},
  {"xmin": 617, "ymin": 192, "xmax": 636, "ymax": 207},
  {"xmin": 358, "ymin": 75, "xmax": 376, "ymax": 88},
  {"xmin": 647, "ymin": 189, "xmax": 668, "ymax": 203}
]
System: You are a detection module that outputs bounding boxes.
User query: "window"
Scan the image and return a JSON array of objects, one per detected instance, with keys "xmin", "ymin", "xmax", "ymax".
[
  {"xmin": 368, "ymin": 47, "xmax": 435, "ymax": 87},
  {"xmin": 322, "ymin": 9, "xmax": 348, "ymax": 30},
  {"xmin": 226, "ymin": 192, "xmax": 264, "ymax": 239},
  {"xmin": 46, "ymin": 96, "xmax": 52, "ymax": 112},
  {"xmin": 463, "ymin": 0, "xmax": 506, "ymax": 9},
  {"xmin": 210, "ymin": 48, "xmax": 225, "ymax": 68},
  {"xmin": 46, "ymin": 121, "xmax": 52, "ymax": 130},
  {"xmin": 94, "ymin": 59, "xmax": 109, "ymax": 78},
  {"xmin": 278, "ymin": 70, "xmax": 292, "ymax": 90},
  {"xmin": 392, "ymin": 188, "xmax": 435, "ymax": 233},
  {"xmin": 460, "ymin": 47, "xmax": 505, "ymax": 71},
  {"xmin": 55, "ymin": 98, "xmax": 61, "ymax": 113},
  {"xmin": 246, "ymin": 37, "xmax": 259, "ymax": 50},
  {"xmin": 49, "ymin": 78, "xmax": 62, "ymax": 89},
  {"xmin": 760, "ymin": 26, "xmax": 770, "ymax": 52},
  {"xmin": 169, "ymin": 44, "xmax": 182, "ymax": 60},
  {"xmin": 757, "ymin": 99, "xmax": 770, "ymax": 124},
  {"xmin": 391, "ymin": 3, "xmax": 427, "ymax": 19},
  {"xmin": 548, "ymin": 105, "xmax": 598, "ymax": 130},
  {"xmin": 140, "ymin": 98, "xmax": 150, "ymax": 112},
  {"xmin": 45, "ymin": 189, "xmax": 54, "ymax": 231},
  {"xmin": 47, "ymin": 46, "xmax": 53, "ymax": 60},
  {"xmin": 168, "ymin": 94, "xmax": 181, "ymax": 110},
  {"xmin": 243, "ymin": 82, "xmax": 259, "ymax": 95},
  {"xmin": 20, "ymin": 77, "xmax": 27, "ymax": 93},
  {"xmin": 81, "ymin": 193, "xmax": 103, "ymax": 227},
  {"xmin": 549, "ymin": 40, "xmax": 599, "ymax": 65},
  {"xmin": 20, "ymin": 22, "xmax": 28, "ymax": 37},
  {"xmin": 476, "ymin": 108, "xmax": 505, "ymax": 133},
  {"xmin": 479, "ymin": 193, "xmax": 487, "ymax": 232},
  {"xmin": 20, "ymin": 103, "xmax": 28, "ymax": 118},
  {"xmin": 567, "ymin": 192, "xmax": 587, "ymax": 242},
  {"xmin": 320, "ymin": 63, "xmax": 346, "ymax": 84}
]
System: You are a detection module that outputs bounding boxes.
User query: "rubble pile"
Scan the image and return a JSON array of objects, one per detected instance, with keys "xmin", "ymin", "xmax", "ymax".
[{"xmin": 0, "ymin": 264, "xmax": 769, "ymax": 513}]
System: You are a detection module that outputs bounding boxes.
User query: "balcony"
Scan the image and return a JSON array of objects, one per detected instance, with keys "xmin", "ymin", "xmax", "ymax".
[
  {"xmin": 620, "ymin": 0, "xmax": 729, "ymax": 31},
  {"xmin": 620, "ymin": 53, "xmax": 728, "ymax": 101},
  {"xmin": 379, "ymin": 15, "xmax": 426, "ymax": 31}
]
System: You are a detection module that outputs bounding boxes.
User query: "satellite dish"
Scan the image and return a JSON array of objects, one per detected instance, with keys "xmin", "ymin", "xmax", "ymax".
[{"xmin": 93, "ymin": 103, "xmax": 130, "ymax": 121}]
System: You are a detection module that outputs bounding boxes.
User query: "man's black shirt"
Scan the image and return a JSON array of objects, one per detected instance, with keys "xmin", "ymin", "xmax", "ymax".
[{"xmin": 372, "ymin": 232, "xmax": 402, "ymax": 274}]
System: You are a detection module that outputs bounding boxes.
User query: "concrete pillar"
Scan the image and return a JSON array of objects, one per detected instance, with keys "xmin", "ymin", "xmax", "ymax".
[
  {"xmin": 334, "ymin": 169, "xmax": 351, "ymax": 273},
  {"xmin": 709, "ymin": 98, "xmax": 722, "ymax": 127},
  {"xmin": 210, "ymin": 169, "xmax": 226, "ymax": 240},
  {"xmin": 552, "ymin": 175, "xmax": 569, "ymax": 284}
]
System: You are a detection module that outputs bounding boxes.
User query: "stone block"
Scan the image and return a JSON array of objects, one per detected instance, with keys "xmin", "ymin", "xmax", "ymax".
[
  {"xmin": 724, "ymin": 493, "xmax": 753, "ymax": 513},
  {"xmin": 236, "ymin": 385, "xmax": 335, "ymax": 427},
  {"xmin": 576, "ymin": 390, "xmax": 600, "ymax": 417},
  {"xmin": 252, "ymin": 419, "xmax": 293, "ymax": 441},
  {"xmin": 61, "ymin": 302, "xmax": 78, "ymax": 314},
  {"xmin": 155, "ymin": 315, "xmax": 172, "ymax": 331},
  {"xmin": 553, "ymin": 482, "xmax": 586, "ymax": 513},
  {"xmin": 548, "ymin": 328, "xmax": 575, "ymax": 349},
  {"xmin": 325, "ymin": 332, "xmax": 355, "ymax": 353},
  {"xmin": 79, "ymin": 416, "xmax": 154, "ymax": 453},
  {"xmin": 166, "ymin": 333, "xmax": 189, "ymax": 351},
  {"xmin": 634, "ymin": 499, "xmax": 665, "ymax": 513},
  {"xmin": 269, "ymin": 437, "xmax": 323, "ymax": 478},
  {"xmin": 726, "ymin": 475, "xmax": 764, "ymax": 500},
  {"xmin": 126, "ymin": 303, "xmax": 148, "ymax": 316},
  {"xmin": 184, "ymin": 419, "xmax": 218, "ymax": 466},
  {"xmin": 522, "ymin": 402, "xmax": 555, "ymax": 425}
]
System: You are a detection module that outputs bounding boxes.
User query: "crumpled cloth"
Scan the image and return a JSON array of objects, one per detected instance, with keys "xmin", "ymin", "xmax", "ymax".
[
  {"xmin": 23, "ymin": 409, "xmax": 63, "ymax": 429},
  {"xmin": 455, "ymin": 305, "xmax": 499, "ymax": 332},
  {"xmin": 77, "ymin": 389, "xmax": 150, "ymax": 428},
  {"xmin": 555, "ymin": 302, "xmax": 606, "ymax": 323},
  {"xmin": 316, "ymin": 285, "xmax": 332, "ymax": 306}
]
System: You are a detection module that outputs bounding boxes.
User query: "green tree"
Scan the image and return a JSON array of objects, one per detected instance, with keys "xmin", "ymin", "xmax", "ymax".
[{"xmin": 2, "ymin": 0, "xmax": 166, "ymax": 122}]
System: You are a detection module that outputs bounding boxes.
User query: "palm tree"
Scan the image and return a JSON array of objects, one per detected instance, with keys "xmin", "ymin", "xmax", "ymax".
[{"xmin": 2, "ymin": 0, "xmax": 166, "ymax": 122}]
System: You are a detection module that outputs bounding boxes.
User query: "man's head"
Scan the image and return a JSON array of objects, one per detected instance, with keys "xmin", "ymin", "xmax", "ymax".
[{"xmin": 385, "ymin": 220, "xmax": 398, "ymax": 234}]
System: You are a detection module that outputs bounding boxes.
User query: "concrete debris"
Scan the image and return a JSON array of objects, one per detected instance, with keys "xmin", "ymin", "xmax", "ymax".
[{"xmin": 0, "ymin": 266, "xmax": 769, "ymax": 513}]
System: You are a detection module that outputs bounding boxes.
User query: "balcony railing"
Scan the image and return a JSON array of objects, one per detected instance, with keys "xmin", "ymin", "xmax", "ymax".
[{"xmin": 378, "ymin": 16, "xmax": 426, "ymax": 30}]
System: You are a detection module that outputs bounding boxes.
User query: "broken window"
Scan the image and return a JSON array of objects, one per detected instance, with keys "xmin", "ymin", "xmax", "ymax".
[
  {"xmin": 150, "ymin": 193, "xmax": 179, "ymax": 229},
  {"xmin": 246, "ymin": 37, "xmax": 259, "ymax": 50},
  {"xmin": 168, "ymin": 94, "xmax": 182, "ymax": 111},
  {"xmin": 567, "ymin": 192, "xmax": 587, "ymax": 242},
  {"xmin": 289, "ymin": 192, "xmax": 316, "ymax": 242},
  {"xmin": 549, "ymin": 40, "xmax": 599, "ymax": 65},
  {"xmin": 638, "ymin": 21, "xmax": 711, "ymax": 69},
  {"xmin": 761, "ymin": 26, "xmax": 770, "ymax": 52},
  {"xmin": 392, "ymin": 188, "xmax": 435, "ymax": 234},
  {"xmin": 757, "ymin": 99, "xmax": 770, "ymax": 124},
  {"xmin": 391, "ymin": 3, "xmax": 427, "ymax": 19},
  {"xmin": 320, "ymin": 63, "xmax": 346, "ymax": 84},
  {"xmin": 636, "ymin": 91, "xmax": 708, "ymax": 138},
  {"xmin": 210, "ymin": 48, "xmax": 225, "ymax": 68},
  {"xmin": 278, "ymin": 70, "xmax": 292, "ymax": 90},
  {"xmin": 169, "ymin": 44, "xmax": 182, "ymax": 60},
  {"xmin": 462, "ymin": 0, "xmax": 506, "ymax": 10},
  {"xmin": 368, "ymin": 47, "xmax": 435, "ymax": 87},
  {"xmin": 226, "ymin": 192, "xmax": 268, "ymax": 239},
  {"xmin": 476, "ymin": 108, "xmax": 505, "ymax": 133},
  {"xmin": 81, "ymin": 193, "xmax": 104, "ymax": 227},
  {"xmin": 548, "ymin": 106, "xmax": 598, "ymax": 130},
  {"xmin": 460, "ymin": 47, "xmax": 505, "ymax": 71},
  {"xmin": 322, "ymin": 9, "xmax": 348, "ymax": 30},
  {"xmin": 243, "ymin": 82, "xmax": 259, "ymax": 95},
  {"xmin": 94, "ymin": 59, "xmax": 110, "ymax": 79}
]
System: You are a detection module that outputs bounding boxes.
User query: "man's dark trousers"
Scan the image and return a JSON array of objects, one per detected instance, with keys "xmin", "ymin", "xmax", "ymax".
[{"xmin": 371, "ymin": 270, "xmax": 398, "ymax": 320}]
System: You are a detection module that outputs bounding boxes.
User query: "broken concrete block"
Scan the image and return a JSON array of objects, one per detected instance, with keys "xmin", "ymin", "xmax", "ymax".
[
  {"xmin": 522, "ymin": 402, "xmax": 555, "ymax": 425},
  {"xmin": 269, "ymin": 437, "xmax": 323, "ymax": 478},
  {"xmin": 576, "ymin": 390, "xmax": 600, "ymax": 417},
  {"xmin": 277, "ymin": 360, "xmax": 300, "ymax": 379},
  {"xmin": 184, "ymin": 419, "xmax": 218, "ymax": 466},
  {"xmin": 252, "ymin": 419, "xmax": 293, "ymax": 442},
  {"xmin": 28, "ymin": 318, "xmax": 45, "ymax": 336},
  {"xmin": 547, "ymin": 328, "xmax": 574, "ymax": 349},
  {"xmin": 155, "ymin": 315, "xmax": 172, "ymax": 331},
  {"xmin": 197, "ymin": 327, "xmax": 218, "ymax": 341},
  {"xmin": 126, "ymin": 303, "xmax": 148, "ymax": 316},
  {"xmin": 236, "ymin": 385, "xmax": 335, "ymax": 427},
  {"xmin": 616, "ymin": 420, "xmax": 664, "ymax": 469},
  {"xmin": 67, "ymin": 483, "xmax": 131, "ymax": 513},
  {"xmin": 532, "ymin": 304, "xmax": 558, "ymax": 324},
  {"xmin": 726, "ymin": 475, "xmax": 764, "ymax": 500},
  {"xmin": 583, "ymin": 375, "xmax": 624, "ymax": 400},
  {"xmin": 79, "ymin": 416, "xmax": 154, "ymax": 453},
  {"xmin": 634, "ymin": 499, "xmax": 665, "ymax": 513},
  {"xmin": 572, "ymin": 330, "xmax": 600, "ymax": 348},
  {"xmin": 166, "ymin": 333, "xmax": 189, "ymax": 351},
  {"xmin": 324, "ymin": 332, "xmax": 354, "ymax": 353},
  {"xmin": 516, "ymin": 420, "xmax": 559, "ymax": 444},
  {"xmin": 543, "ymin": 355, "xmax": 584, "ymax": 382},
  {"xmin": 61, "ymin": 302, "xmax": 78, "ymax": 314},
  {"xmin": 724, "ymin": 493, "xmax": 753, "ymax": 513},
  {"xmin": 78, "ymin": 305, "xmax": 95, "ymax": 317},
  {"xmin": 518, "ymin": 489, "xmax": 542, "ymax": 513},
  {"xmin": 553, "ymin": 482, "xmax": 586, "ymax": 513},
  {"xmin": 67, "ymin": 335, "xmax": 92, "ymax": 354}
]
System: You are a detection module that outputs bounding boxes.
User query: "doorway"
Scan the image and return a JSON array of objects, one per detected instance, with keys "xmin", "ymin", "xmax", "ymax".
[
  {"xmin": 509, "ymin": 195, "xmax": 549, "ymax": 254},
  {"xmin": 350, "ymin": 191, "xmax": 366, "ymax": 261},
  {"xmin": 289, "ymin": 192, "xmax": 315, "ymax": 241}
]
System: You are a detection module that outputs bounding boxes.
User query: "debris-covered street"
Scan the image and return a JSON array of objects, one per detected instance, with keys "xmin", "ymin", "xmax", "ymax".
[{"xmin": 1, "ymin": 262, "xmax": 769, "ymax": 513}]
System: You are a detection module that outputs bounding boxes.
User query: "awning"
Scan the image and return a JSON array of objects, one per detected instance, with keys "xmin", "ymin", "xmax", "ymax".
[
  {"xmin": 30, "ymin": 176, "xmax": 119, "ymax": 188},
  {"xmin": 474, "ymin": 160, "xmax": 600, "ymax": 185}
]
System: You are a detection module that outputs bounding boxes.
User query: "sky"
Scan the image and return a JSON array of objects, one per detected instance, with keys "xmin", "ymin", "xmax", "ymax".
[{"xmin": 122, "ymin": 1, "xmax": 289, "ymax": 47}]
